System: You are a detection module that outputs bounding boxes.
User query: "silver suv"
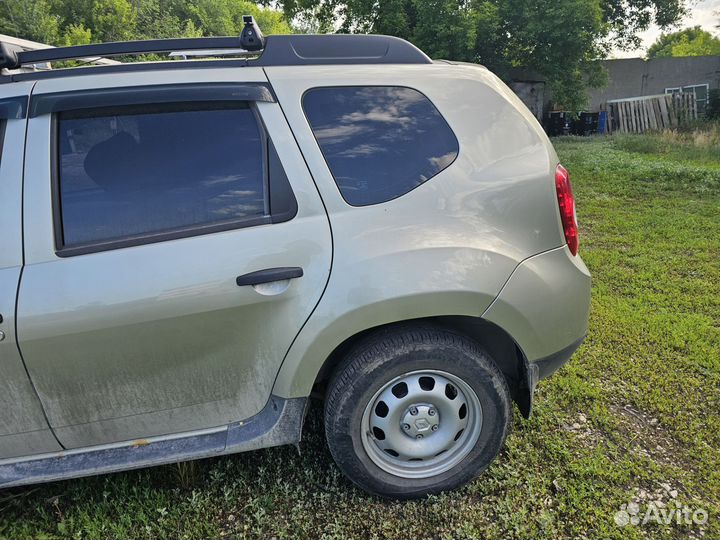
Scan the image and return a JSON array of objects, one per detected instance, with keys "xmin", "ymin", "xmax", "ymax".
[{"xmin": 0, "ymin": 22, "xmax": 590, "ymax": 498}]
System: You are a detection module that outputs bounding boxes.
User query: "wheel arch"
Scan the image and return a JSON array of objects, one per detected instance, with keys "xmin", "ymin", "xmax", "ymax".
[{"xmin": 310, "ymin": 316, "xmax": 533, "ymax": 418}]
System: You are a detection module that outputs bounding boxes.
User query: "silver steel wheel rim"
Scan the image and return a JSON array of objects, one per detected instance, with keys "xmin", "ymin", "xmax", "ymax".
[{"xmin": 360, "ymin": 369, "xmax": 483, "ymax": 479}]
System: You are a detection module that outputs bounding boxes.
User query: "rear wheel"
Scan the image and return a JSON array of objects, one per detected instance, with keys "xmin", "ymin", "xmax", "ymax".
[{"xmin": 324, "ymin": 325, "xmax": 511, "ymax": 499}]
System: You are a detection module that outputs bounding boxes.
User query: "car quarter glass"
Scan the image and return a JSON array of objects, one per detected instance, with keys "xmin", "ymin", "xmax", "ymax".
[
  {"xmin": 302, "ymin": 86, "xmax": 459, "ymax": 206},
  {"xmin": 57, "ymin": 102, "xmax": 265, "ymax": 248}
]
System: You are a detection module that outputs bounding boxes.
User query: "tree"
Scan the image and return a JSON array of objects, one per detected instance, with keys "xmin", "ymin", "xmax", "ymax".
[
  {"xmin": 134, "ymin": 0, "xmax": 203, "ymax": 40},
  {"xmin": 647, "ymin": 26, "xmax": 720, "ymax": 58},
  {"xmin": 0, "ymin": 0, "xmax": 60, "ymax": 44},
  {"xmin": 0, "ymin": 0, "xmax": 690, "ymax": 110},
  {"xmin": 62, "ymin": 23, "xmax": 93, "ymax": 46},
  {"xmin": 2, "ymin": 0, "xmax": 292, "ymax": 45},
  {"xmin": 150, "ymin": 0, "xmax": 291, "ymax": 36},
  {"xmin": 602, "ymin": 0, "xmax": 686, "ymax": 49},
  {"xmin": 93, "ymin": 0, "xmax": 138, "ymax": 42},
  {"xmin": 273, "ymin": 0, "xmax": 685, "ymax": 109}
]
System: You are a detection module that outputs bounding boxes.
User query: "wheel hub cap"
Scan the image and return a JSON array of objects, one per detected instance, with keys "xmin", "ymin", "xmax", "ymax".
[
  {"xmin": 401, "ymin": 404, "xmax": 439, "ymax": 438},
  {"xmin": 360, "ymin": 369, "xmax": 483, "ymax": 479}
]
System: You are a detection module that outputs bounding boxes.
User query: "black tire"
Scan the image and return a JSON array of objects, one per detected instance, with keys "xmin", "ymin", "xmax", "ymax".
[{"xmin": 324, "ymin": 324, "xmax": 512, "ymax": 499}]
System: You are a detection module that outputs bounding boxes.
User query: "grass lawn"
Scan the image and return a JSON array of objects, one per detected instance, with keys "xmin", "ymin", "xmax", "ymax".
[{"xmin": 1, "ymin": 133, "xmax": 718, "ymax": 539}]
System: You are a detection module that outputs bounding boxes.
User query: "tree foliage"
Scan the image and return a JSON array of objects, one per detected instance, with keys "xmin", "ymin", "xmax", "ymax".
[
  {"xmin": 0, "ymin": 0, "xmax": 688, "ymax": 110},
  {"xmin": 274, "ymin": 0, "xmax": 686, "ymax": 109},
  {"xmin": 0, "ymin": 0, "xmax": 61, "ymax": 44},
  {"xmin": 647, "ymin": 26, "xmax": 720, "ymax": 58},
  {"xmin": 0, "ymin": 0, "xmax": 291, "ymax": 46}
]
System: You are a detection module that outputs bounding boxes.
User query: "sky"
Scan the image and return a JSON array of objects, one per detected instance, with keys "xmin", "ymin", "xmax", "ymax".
[{"xmin": 611, "ymin": 0, "xmax": 720, "ymax": 58}]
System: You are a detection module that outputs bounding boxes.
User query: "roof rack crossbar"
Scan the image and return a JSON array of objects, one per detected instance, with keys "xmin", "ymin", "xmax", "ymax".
[{"xmin": 5, "ymin": 36, "xmax": 248, "ymax": 69}]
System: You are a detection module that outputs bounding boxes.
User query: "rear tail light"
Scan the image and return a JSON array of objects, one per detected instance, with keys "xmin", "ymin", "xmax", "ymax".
[{"xmin": 555, "ymin": 164, "xmax": 578, "ymax": 256}]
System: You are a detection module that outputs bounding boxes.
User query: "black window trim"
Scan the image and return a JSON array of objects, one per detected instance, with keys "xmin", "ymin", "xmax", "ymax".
[
  {"xmin": 51, "ymin": 92, "xmax": 296, "ymax": 258},
  {"xmin": 0, "ymin": 119, "xmax": 6, "ymax": 165},
  {"xmin": 31, "ymin": 83, "xmax": 274, "ymax": 118},
  {"xmin": 0, "ymin": 96, "xmax": 28, "ymax": 120},
  {"xmin": 301, "ymin": 84, "xmax": 460, "ymax": 207}
]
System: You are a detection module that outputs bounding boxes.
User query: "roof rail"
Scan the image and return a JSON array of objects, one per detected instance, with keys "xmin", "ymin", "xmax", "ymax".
[
  {"xmin": 0, "ymin": 34, "xmax": 431, "ymax": 73},
  {"xmin": 0, "ymin": 33, "xmax": 120, "ymax": 69},
  {"xmin": 1, "ymin": 36, "xmax": 251, "ymax": 69}
]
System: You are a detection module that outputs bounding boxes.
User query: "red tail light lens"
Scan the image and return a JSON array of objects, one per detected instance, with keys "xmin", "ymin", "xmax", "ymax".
[{"xmin": 555, "ymin": 164, "xmax": 578, "ymax": 256}]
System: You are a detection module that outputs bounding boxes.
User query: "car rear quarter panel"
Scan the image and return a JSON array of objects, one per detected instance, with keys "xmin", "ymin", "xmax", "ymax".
[
  {"xmin": 483, "ymin": 245, "xmax": 592, "ymax": 361},
  {"xmin": 265, "ymin": 64, "xmax": 567, "ymax": 398}
]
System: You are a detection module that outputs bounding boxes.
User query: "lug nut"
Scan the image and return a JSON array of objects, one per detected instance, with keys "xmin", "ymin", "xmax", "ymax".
[
  {"xmin": 409, "ymin": 407, "xmax": 418, "ymax": 415},
  {"xmin": 431, "ymin": 425, "xmax": 439, "ymax": 432},
  {"xmin": 416, "ymin": 434, "xmax": 423, "ymax": 439},
  {"xmin": 428, "ymin": 409, "xmax": 436, "ymax": 416},
  {"xmin": 402, "ymin": 423, "xmax": 410, "ymax": 430}
]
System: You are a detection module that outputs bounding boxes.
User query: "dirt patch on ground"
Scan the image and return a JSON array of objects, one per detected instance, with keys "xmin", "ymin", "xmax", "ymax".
[{"xmin": 609, "ymin": 403, "xmax": 690, "ymax": 469}]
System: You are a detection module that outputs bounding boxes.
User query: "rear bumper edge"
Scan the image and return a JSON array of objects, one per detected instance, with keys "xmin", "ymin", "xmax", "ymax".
[{"xmin": 534, "ymin": 333, "xmax": 586, "ymax": 380}]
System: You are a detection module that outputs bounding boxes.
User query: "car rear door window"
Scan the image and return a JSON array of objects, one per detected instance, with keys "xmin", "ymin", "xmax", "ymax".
[
  {"xmin": 303, "ymin": 86, "xmax": 458, "ymax": 206},
  {"xmin": 57, "ymin": 102, "xmax": 266, "ymax": 249}
]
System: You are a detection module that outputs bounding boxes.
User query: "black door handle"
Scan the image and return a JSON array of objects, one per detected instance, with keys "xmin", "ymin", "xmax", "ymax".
[{"xmin": 236, "ymin": 267, "xmax": 304, "ymax": 287}]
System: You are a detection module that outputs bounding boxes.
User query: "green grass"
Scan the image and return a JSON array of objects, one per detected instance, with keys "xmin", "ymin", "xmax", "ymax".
[
  {"xmin": 1, "ymin": 133, "xmax": 719, "ymax": 539},
  {"xmin": 612, "ymin": 124, "xmax": 720, "ymax": 166}
]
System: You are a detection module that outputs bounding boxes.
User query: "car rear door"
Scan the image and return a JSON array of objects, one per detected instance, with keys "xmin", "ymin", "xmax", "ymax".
[
  {"xmin": 0, "ymin": 83, "xmax": 62, "ymax": 459},
  {"xmin": 17, "ymin": 68, "xmax": 331, "ymax": 449}
]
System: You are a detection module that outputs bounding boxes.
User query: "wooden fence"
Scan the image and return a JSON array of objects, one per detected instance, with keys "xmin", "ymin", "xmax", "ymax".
[{"xmin": 607, "ymin": 92, "xmax": 697, "ymax": 134}]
